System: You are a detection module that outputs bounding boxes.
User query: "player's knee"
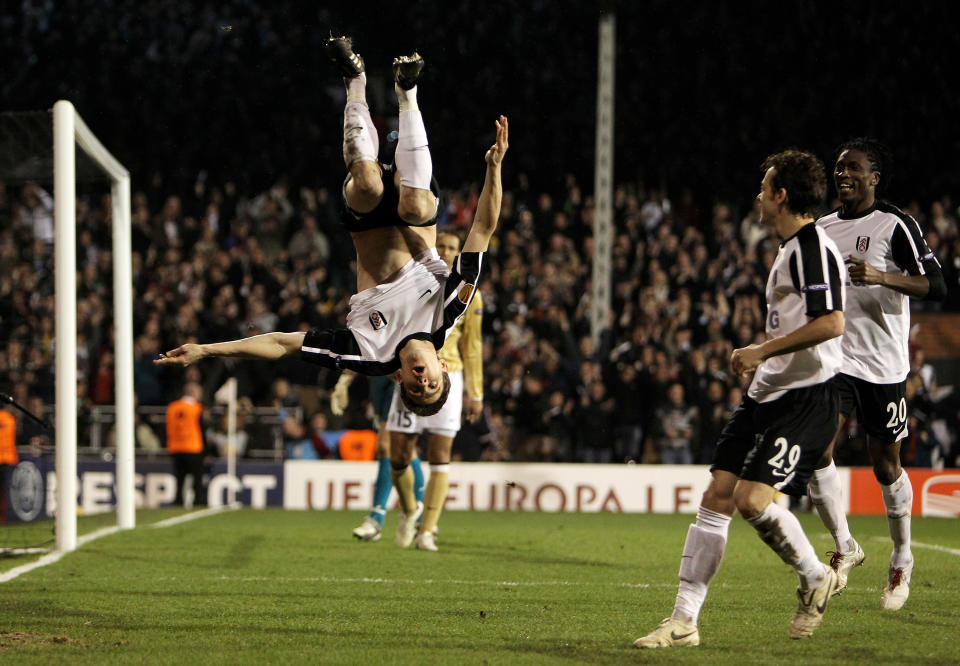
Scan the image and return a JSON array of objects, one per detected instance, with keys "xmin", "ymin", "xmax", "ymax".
[
  {"xmin": 732, "ymin": 485, "xmax": 764, "ymax": 520},
  {"xmin": 397, "ymin": 190, "xmax": 437, "ymax": 225},
  {"xmin": 701, "ymin": 485, "xmax": 735, "ymax": 515},
  {"xmin": 873, "ymin": 460, "xmax": 900, "ymax": 486}
]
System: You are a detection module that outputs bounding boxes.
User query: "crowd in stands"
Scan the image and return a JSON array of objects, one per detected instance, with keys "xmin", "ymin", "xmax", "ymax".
[
  {"xmin": 2, "ymin": 1, "xmax": 959, "ymax": 468},
  {"xmin": 2, "ymin": 166, "xmax": 959, "ymax": 468}
]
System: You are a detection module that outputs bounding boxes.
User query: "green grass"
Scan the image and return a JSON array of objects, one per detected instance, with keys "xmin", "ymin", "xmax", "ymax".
[{"xmin": 1, "ymin": 509, "xmax": 958, "ymax": 664}]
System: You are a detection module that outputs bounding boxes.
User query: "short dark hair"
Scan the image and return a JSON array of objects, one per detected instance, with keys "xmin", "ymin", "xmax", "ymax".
[
  {"xmin": 761, "ymin": 149, "xmax": 827, "ymax": 217},
  {"xmin": 835, "ymin": 137, "xmax": 893, "ymax": 196},
  {"xmin": 398, "ymin": 371, "xmax": 452, "ymax": 417}
]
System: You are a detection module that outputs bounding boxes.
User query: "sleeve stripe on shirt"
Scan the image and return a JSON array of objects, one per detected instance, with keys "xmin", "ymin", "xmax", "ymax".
[{"xmin": 796, "ymin": 225, "xmax": 833, "ymax": 315}]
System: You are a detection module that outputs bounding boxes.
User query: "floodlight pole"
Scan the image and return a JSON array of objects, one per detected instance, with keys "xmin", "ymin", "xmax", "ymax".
[{"xmin": 591, "ymin": 11, "xmax": 615, "ymax": 348}]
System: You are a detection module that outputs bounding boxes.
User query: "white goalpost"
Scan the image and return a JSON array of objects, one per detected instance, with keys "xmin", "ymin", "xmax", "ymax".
[{"xmin": 53, "ymin": 100, "xmax": 135, "ymax": 551}]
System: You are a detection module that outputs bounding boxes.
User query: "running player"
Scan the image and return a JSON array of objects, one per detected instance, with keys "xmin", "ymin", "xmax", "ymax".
[
  {"xmin": 806, "ymin": 138, "xmax": 945, "ymax": 610},
  {"xmin": 156, "ymin": 36, "xmax": 508, "ymax": 420},
  {"xmin": 348, "ymin": 231, "xmax": 484, "ymax": 550},
  {"xmin": 635, "ymin": 149, "xmax": 846, "ymax": 647}
]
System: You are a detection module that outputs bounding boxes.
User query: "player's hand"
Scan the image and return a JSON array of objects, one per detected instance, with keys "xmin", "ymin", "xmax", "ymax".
[
  {"xmin": 484, "ymin": 116, "xmax": 509, "ymax": 166},
  {"xmin": 330, "ymin": 376, "xmax": 351, "ymax": 416},
  {"xmin": 846, "ymin": 254, "xmax": 885, "ymax": 286},
  {"xmin": 730, "ymin": 344, "xmax": 764, "ymax": 376},
  {"xmin": 155, "ymin": 344, "xmax": 206, "ymax": 366},
  {"xmin": 464, "ymin": 398, "xmax": 483, "ymax": 424}
]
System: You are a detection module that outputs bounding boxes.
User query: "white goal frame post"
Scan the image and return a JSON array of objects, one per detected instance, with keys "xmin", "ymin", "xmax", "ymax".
[{"xmin": 53, "ymin": 100, "xmax": 135, "ymax": 551}]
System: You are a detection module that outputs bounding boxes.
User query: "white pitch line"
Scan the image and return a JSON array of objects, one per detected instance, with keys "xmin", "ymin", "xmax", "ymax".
[
  {"xmin": 0, "ymin": 526, "xmax": 119, "ymax": 584},
  {"xmin": 199, "ymin": 575, "xmax": 698, "ymax": 590},
  {"xmin": 151, "ymin": 503, "xmax": 240, "ymax": 529},
  {"xmin": 869, "ymin": 536, "xmax": 960, "ymax": 557},
  {"xmin": 1, "ymin": 505, "xmax": 240, "ymax": 584}
]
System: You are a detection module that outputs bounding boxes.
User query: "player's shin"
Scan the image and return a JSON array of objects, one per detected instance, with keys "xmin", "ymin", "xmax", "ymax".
[
  {"xmin": 672, "ymin": 507, "xmax": 730, "ymax": 625},
  {"xmin": 808, "ymin": 461, "xmax": 856, "ymax": 552},
  {"xmin": 390, "ymin": 463, "xmax": 417, "ymax": 514},
  {"xmin": 343, "ymin": 97, "xmax": 379, "ymax": 168},
  {"xmin": 395, "ymin": 103, "xmax": 432, "ymax": 191},
  {"xmin": 746, "ymin": 502, "xmax": 824, "ymax": 590},
  {"xmin": 369, "ymin": 457, "xmax": 393, "ymax": 525},
  {"xmin": 419, "ymin": 463, "xmax": 449, "ymax": 536},
  {"xmin": 882, "ymin": 470, "xmax": 913, "ymax": 567}
]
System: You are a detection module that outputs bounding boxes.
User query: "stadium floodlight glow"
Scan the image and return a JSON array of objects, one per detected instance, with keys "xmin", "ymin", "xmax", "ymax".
[{"xmin": 53, "ymin": 100, "xmax": 135, "ymax": 551}]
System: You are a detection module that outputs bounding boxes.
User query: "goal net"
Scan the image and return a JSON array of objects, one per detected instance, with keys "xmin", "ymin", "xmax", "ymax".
[{"xmin": 0, "ymin": 101, "xmax": 135, "ymax": 551}]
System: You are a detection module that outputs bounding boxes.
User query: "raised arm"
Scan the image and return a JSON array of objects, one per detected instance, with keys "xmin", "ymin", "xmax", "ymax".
[
  {"xmin": 154, "ymin": 331, "xmax": 307, "ymax": 367},
  {"xmin": 462, "ymin": 116, "xmax": 509, "ymax": 254}
]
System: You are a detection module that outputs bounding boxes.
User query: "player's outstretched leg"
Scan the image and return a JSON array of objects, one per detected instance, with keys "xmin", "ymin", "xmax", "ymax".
[
  {"xmin": 392, "ymin": 52, "xmax": 437, "ymax": 225},
  {"xmin": 329, "ymin": 35, "xmax": 382, "ymax": 215},
  {"xmin": 808, "ymin": 460, "xmax": 864, "ymax": 594}
]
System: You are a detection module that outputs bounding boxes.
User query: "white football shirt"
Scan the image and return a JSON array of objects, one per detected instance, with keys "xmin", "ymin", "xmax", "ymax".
[
  {"xmin": 749, "ymin": 223, "xmax": 845, "ymax": 403},
  {"xmin": 817, "ymin": 202, "xmax": 940, "ymax": 383}
]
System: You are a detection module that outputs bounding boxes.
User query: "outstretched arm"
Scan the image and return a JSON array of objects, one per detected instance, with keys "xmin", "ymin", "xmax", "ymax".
[
  {"xmin": 154, "ymin": 332, "xmax": 307, "ymax": 367},
  {"xmin": 462, "ymin": 116, "xmax": 509, "ymax": 254}
]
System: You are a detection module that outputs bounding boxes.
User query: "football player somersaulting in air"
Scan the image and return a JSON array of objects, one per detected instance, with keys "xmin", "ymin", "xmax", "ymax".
[
  {"xmin": 806, "ymin": 138, "xmax": 945, "ymax": 611},
  {"xmin": 156, "ymin": 37, "xmax": 507, "ymax": 432},
  {"xmin": 636, "ymin": 149, "xmax": 848, "ymax": 647}
]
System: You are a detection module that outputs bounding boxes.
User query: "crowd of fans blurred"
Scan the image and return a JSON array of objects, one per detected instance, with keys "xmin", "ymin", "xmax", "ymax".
[
  {"xmin": 2, "ymin": 164, "xmax": 959, "ymax": 468},
  {"xmin": 2, "ymin": 1, "xmax": 960, "ymax": 468}
]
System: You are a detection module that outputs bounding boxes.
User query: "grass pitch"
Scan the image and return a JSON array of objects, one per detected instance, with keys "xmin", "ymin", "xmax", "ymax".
[{"xmin": 1, "ymin": 508, "xmax": 958, "ymax": 664}]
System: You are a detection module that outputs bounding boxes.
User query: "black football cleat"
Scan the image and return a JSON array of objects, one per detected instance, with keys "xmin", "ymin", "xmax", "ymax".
[
  {"xmin": 393, "ymin": 52, "xmax": 424, "ymax": 90},
  {"xmin": 326, "ymin": 35, "xmax": 364, "ymax": 78}
]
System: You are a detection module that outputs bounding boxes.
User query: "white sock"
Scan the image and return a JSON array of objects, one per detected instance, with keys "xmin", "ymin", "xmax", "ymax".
[
  {"xmin": 882, "ymin": 470, "xmax": 913, "ymax": 568},
  {"xmin": 747, "ymin": 502, "xmax": 825, "ymax": 590},
  {"xmin": 345, "ymin": 72, "xmax": 368, "ymax": 104},
  {"xmin": 672, "ymin": 506, "xmax": 731, "ymax": 625},
  {"xmin": 342, "ymin": 100, "xmax": 379, "ymax": 168},
  {"xmin": 395, "ymin": 83, "xmax": 418, "ymax": 111},
  {"xmin": 396, "ymin": 107, "xmax": 432, "ymax": 190},
  {"xmin": 808, "ymin": 461, "xmax": 856, "ymax": 552}
]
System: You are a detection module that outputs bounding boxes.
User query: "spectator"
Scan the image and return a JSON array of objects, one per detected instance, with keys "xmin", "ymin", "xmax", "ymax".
[{"xmin": 653, "ymin": 383, "xmax": 698, "ymax": 464}]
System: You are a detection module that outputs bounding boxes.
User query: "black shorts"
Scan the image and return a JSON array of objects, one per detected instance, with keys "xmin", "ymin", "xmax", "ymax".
[
  {"xmin": 740, "ymin": 381, "xmax": 840, "ymax": 496},
  {"xmin": 709, "ymin": 397, "xmax": 758, "ymax": 477},
  {"xmin": 836, "ymin": 373, "xmax": 908, "ymax": 442},
  {"xmin": 342, "ymin": 163, "xmax": 439, "ymax": 232}
]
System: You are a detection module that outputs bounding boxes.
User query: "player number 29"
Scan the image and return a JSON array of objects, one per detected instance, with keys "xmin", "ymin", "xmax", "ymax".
[
  {"xmin": 885, "ymin": 398, "xmax": 907, "ymax": 430},
  {"xmin": 767, "ymin": 436, "xmax": 801, "ymax": 474}
]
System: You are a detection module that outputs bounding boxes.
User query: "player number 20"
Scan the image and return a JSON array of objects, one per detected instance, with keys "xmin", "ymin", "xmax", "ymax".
[
  {"xmin": 767, "ymin": 437, "xmax": 800, "ymax": 475},
  {"xmin": 885, "ymin": 398, "xmax": 907, "ymax": 430}
]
